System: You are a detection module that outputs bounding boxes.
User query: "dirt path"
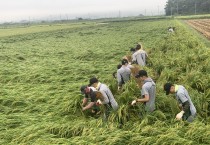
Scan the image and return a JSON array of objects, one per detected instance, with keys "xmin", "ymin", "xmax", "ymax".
[{"xmin": 186, "ymin": 19, "xmax": 210, "ymax": 40}]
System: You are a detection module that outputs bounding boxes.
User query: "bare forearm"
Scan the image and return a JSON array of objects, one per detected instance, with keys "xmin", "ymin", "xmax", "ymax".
[
  {"xmin": 82, "ymin": 98, "xmax": 88, "ymax": 106},
  {"xmin": 136, "ymin": 95, "xmax": 149, "ymax": 102},
  {"xmin": 136, "ymin": 98, "xmax": 148, "ymax": 102},
  {"xmin": 83, "ymin": 102, "xmax": 95, "ymax": 111}
]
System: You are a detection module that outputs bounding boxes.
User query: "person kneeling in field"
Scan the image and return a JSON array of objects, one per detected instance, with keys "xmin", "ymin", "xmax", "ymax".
[
  {"xmin": 131, "ymin": 70, "xmax": 156, "ymax": 113},
  {"xmin": 117, "ymin": 59, "xmax": 131, "ymax": 90},
  {"xmin": 80, "ymin": 85, "xmax": 101, "ymax": 114},
  {"xmin": 168, "ymin": 26, "xmax": 175, "ymax": 32},
  {"xmin": 89, "ymin": 77, "xmax": 119, "ymax": 120},
  {"xmin": 164, "ymin": 83, "xmax": 196, "ymax": 122}
]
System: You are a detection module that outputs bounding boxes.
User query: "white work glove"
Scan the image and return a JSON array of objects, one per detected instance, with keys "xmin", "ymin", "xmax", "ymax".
[
  {"xmin": 96, "ymin": 99, "xmax": 102, "ymax": 105},
  {"xmin": 131, "ymin": 100, "xmax": 137, "ymax": 105},
  {"xmin": 176, "ymin": 111, "xmax": 184, "ymax": 120},
  {"xmin": 118, "ymin": 86, "xmax": 121, "ymax": 91}
]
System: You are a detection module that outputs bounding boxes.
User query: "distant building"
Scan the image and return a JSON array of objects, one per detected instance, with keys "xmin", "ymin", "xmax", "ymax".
[{"xmin": 138, "ymin": 14, "xmax": 144, "ymax": 17}]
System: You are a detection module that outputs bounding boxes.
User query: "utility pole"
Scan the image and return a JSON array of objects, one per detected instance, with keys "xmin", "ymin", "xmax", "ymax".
[
  {"xmin": 66, "ymin": 14, "xmax": 68, "ymax": 20},
  {"xmin": 194, "ymin": 0, "xmax": 197, "ymax": 15},
  {"xmin": 158, "ymin": 5, "xmax": 159, "ymax": 15},
  {"xmin": 171, "ymin": 7, "xmax": 173, "ymax": 16},
  {"xmin": 119, "ymin": 10, "xmax": 121, "ymax": 18},
  {"xmin": 28, "ymin": 16, "xmax": 31, "ymax": 23},
  {"xmin": 177, "ymin": 0, "xmax": 179, "ymax": 15}
]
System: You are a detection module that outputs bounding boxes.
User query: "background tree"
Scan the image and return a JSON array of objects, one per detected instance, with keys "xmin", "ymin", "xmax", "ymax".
[{"xmin": 165, "ymin": 0, "xmax": 210, "ymax": 16}]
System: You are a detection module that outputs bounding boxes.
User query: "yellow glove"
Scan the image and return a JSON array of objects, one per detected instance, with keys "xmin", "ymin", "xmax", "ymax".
[
  {"xmin": 131, "ymin": 100, "xmax": 137, "ymax": 105},
  {"xmin": 176, "ymin": 111, "xmax": 184, "ymax": 120}
]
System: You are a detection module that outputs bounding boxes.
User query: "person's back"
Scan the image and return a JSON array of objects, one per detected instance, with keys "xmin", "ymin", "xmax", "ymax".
[
  {"xmin": 168, "ymin": 27, "xmax": 175, "ymax": 32},
  {"xmin": 135, "ymin": 49, "xmax": 147, "ymax": 66},
  {"xmin": 97, "ymin": 83, "xmax": 118, "ymax": 110},
  {"xmin": 132, "ymin": 44, "xmax": 147, "ymax": 67},
  {"xmin": 175, "ymin": 85, "xmax": 196, "ymax": 116},
  {"xmin": 142, "ymin": 78, "xmax": 156, "ymax": 112},
  {"xmin": 117, "ymin": 66, "xmax": 131, "ymax": 84},
  {"xmin": 117, "ymin": 59, "xmax": 131, "ymax": 89}
]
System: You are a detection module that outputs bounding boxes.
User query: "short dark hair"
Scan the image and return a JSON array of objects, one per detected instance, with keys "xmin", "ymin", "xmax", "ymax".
[
  {"xmin": 164, "ymin": 83, "xmax": 173, "ymax": 95},
  {"xmin": 80, "ymin": 85, "xmax": 87, "ymax": 94},
  {"xmin": 130, "ymin": 48, "xmax": 136, "ymax": 52},
  {"xmin": 135, "ymin": 70, "xmax": 148, "ymax": 78},
  {"xmin": 121, "ymin": 59, "xmax": 128, "ymax": 65},
  {"xmin": 136, "ymin": 44, "xmax": 141, "ymax": 50},
  {"xmin": 89, "ymin": 77, "xmax": 98, "ymax": 86},
  {"xmin": 117, "ymin": 64, "xmax": 122, "ymax": 69}
]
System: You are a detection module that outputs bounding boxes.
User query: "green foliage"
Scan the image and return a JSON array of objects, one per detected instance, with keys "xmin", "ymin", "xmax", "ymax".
[
  {"xmin": 165, "ymin": 0, "xmax": 210, "ymax": 16},
  {"xmin": 0, "ymin": 18, "xmax": 210, "ymax": 144}
]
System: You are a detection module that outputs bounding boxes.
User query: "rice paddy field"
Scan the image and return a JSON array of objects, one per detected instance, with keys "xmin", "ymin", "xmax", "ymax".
[{"xmin": 0, "ymin": 17, "xmax": 210, "ymax": 144}]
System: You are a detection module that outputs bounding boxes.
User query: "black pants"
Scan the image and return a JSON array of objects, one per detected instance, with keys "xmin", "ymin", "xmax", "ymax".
[
  {"xmin": 182, "ymin": 108, "xmax": 195, "ymax": 122},
  {"xmin": 103, "ymin": 103, "xmax": 112, "ymax": 121}
]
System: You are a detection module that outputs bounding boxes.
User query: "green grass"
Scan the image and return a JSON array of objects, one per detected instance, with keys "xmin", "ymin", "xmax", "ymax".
[
  {"xmin": 0, "ymin": 17, "xmax": 210, "ymax": 144},
  {"xmin": 0, "ymin": 22, "xmax": 95, "ymax": 38},
  {"xmin": 175, "ymin": 14, "xmax": 210, "ymax": 19}
]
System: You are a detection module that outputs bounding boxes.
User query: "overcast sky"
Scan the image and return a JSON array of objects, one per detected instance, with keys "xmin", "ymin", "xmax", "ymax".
[{"xmin": 0, "ymin": 0, "xmax": 167, "ymax": 22}]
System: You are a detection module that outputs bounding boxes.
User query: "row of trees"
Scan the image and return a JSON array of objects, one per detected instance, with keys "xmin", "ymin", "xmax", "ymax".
[{"xmin": 165, "ymin": 0, "xmax": 210, "ymax": 16}]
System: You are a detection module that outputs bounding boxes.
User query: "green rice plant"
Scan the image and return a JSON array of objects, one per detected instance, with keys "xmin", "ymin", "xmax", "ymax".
[
  {"xmin": 1, "ymin": 17, "xmax": 210, "ymax": 144},
  {"xmin": 184, "ymin": 121, "xmax": 210, "ymax": 144}
]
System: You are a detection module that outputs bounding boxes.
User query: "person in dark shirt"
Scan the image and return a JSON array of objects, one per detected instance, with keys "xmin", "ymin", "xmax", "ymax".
[{"xmin": 80, "ymin": 85, "xmax": 98, "ymax": 113}]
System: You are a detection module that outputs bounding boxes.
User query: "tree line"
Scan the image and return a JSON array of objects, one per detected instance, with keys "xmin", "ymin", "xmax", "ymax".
[{"xmin": 165, "ymin": 0, "xmax": 210, "ymax": 16}]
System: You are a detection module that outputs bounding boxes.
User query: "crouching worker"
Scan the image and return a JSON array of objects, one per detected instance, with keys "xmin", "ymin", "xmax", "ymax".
[
  {"xmin": 164, "ymin": 83, "xmax": 196, "ymax": 122},
  {"xmin": 112, "ymin": 64, "xmax": 122, "ymax": 79},
  {"xmin": 117, "ymin": 59, "xmax": 131, "ymax": 90},
  {"xmin": 132, "ymin": 44, "xmax": 148, "ymax": 67},
  {"xmin": 89, "ymin": 77, "xmax": 119, "ymax": 120},
  {"xmin": 131, "ymin": 70, "xmax": 156, "ymax": 113},
  {"xmin": 80, "ymin": 85, "xmax": 100, "ymax": 115}
]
